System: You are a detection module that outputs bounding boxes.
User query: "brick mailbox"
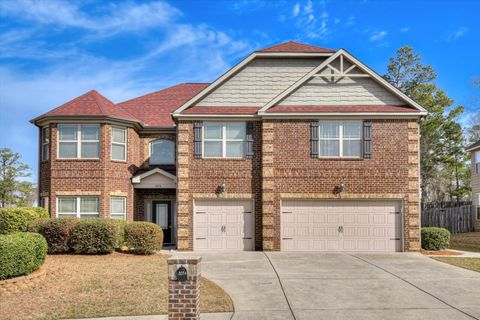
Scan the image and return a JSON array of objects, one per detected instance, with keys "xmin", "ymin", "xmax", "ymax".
[{"xmin": 167, "ymin": 256, "xmax": 202, "ymax": 320}]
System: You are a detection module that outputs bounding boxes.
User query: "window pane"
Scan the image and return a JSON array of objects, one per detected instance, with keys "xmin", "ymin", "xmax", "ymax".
[
  {"xmin": 475, "ymin": 151, "xmax": 480, "ymax": 162},
  {"xmin": 112, "ymin": 144, "xmax": 126, "ymax": 161},
  {"xmin": 59, "ymin": 142, "xmax": 77, "ymax": 158},
  {"xmin": 110, "ymin": 214, "xmax": 125, "ymax": 220},
  {"xmin": 226, "ymin": 141, "xmax": 244, "ymax": 157},
  {"xmin": 42, "ymin": 144, "xmax": 49, "ymax": 161},
  {"xmin": 204, "ymin": 141, "xmax": 222, "ymax": 157},
  {"xmin": 112, "ymin": 127, "xmax": 125, "ymax": 143},
  {"xmin": 226, "ymin": 123, "xmax": 245, "ymax": 139},
  {"xmin": 59, "ymin": 125, "xmax": 77, "ymax": 140},
  {"xmin": 81, "ymin": 125, "xmax": 99, "ymax": 140},
  {"xmin": 343, "ymin": 140, "xmax": 361, "ymax": 157},
  {"xmin": 58, "ymin": 197, "xmax": 76, "ymax": 213},
  {"xmin": 80, "ymin": 197, "xmax": 99, "ymax": 213},
  {"xmin": 320, "ymin": 122, "xmax": 339, "ymax": 138},
  {"xmin": 111, "ymin": 197, "xmax": 125, "ymax": 214},
  {"xmin": 204, "ymin": 124, "xmax": 223, "ymax": 139},
  {"xmin": 58, "ymin": 213, "xmax": 77, "ymax": 218},
  {"xmin": 81, "ymin": 142, "xmax": 99, "ymax": 158},
  {"xmin": 320, "ymin": 140, "xmax": 340, "ymax": 156},
  {"xmin": 150, "ymin": 140, "xmax": 174, "ymax": 164},
  {"xmin": 42, "ymin": 127, "xmax": 49, "ymax": 143},
  {"xmin": 343, "ymin": 121, "xmax": 361, "ymax": 138}
]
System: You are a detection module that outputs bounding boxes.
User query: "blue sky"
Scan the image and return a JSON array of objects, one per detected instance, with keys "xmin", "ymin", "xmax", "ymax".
[{"xmin": 0, "ymin": 0, "xmax": 479, "ymax": 182}]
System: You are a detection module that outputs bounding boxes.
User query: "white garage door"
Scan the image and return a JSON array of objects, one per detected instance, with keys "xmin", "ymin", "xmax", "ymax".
[
  {"xmin": 281, "ymin": 200, "xmax": 402, "ymax": 252},
  {"xmin": 194, "ymin": 200, "xmax": 254, "ymax": 250}
]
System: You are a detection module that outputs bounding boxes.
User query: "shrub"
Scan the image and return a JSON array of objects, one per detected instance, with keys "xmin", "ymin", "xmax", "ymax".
[
  {"xmin": 109, "ymin": 219, "xmax": 127, "ymax": 248},
  {"xmin": 27, "ymin": 217, "xmax": 51, "ymax": 233},
  {"xmin": 69, "ymin": 219, "xmax": 119, "ymax": 254},
  {"xmin": 0, "ymin": 207, "xmax": 50, "ymax": 234},
  {"xmin": 0, "ymin": 232, "xmax": 48, "ymax": 280},
  {"xmin": 39, "ymin": 218, "xmax": 79, "ymax": 253},
  {"xmin": 125, "ymin": 222, "xmax": 163, "ymax": 255},
  {"xmin": 421, "ymin": 227, "xmax": 451, "ymax": 250}
]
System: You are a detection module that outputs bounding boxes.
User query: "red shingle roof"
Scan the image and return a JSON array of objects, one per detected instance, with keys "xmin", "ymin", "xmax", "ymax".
[
  {"xmin": 45, "ymin": 90, "xmax": 137, "ymax": 121},
  {"xmin": 257, "ymin": 41, "xmax": 335, "ymax": 53},
  {"xmin": 267, "ymin": 105, "xmax": 419, "ymax": 113},
  {"xmin": 117, "ymin": 83, "xmax": 209, "ymax": 126}
]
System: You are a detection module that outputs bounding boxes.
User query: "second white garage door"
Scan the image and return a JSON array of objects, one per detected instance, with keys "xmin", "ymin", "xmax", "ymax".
[
  {"xmin": 194, "ymin": 199, "xmax": 254, "ymax": 250},
  {"xmin": 281, "ymin": 200, "xmax": 402, "ymax": 252}
]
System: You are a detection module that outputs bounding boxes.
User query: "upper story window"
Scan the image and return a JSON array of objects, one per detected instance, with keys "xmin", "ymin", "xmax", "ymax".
[
  {"xmin": 58, "ymin": 124, "xmax": 100, "ymax": 159},
  {"xmin": 318, "ymin": 121, "xmax": 361, "ymax": 157},
  {"xmin": 150, "ymin": 139, "xmax": 175, "ymax": 164},
  {"xmin": 57, "ymin": 196, "xmax": 99, "ymax": 219},
  {"xmin": 41, "ymin": 126, "xmax": 49, "ymax": 161},
  {"xmin": 111, "ymin": 126, "xmax": 127, "ymax": 161},
  {"xmin": 475, "ymin": 151, "xmax": 480, "ymax": 174},
  {"xmin": 203, "ymin": 123, "xmax": 245, "ymax": 158},
  {"xmin": 477, "ymin": 193, "xmax": 480, "ymax": 220}
]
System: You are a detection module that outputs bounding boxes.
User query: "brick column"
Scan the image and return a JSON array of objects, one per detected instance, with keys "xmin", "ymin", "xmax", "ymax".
[
  {"xmin": 406, "ymin": 120, "xmax": 421, "ymax": 251},
  {"xmin": 177, "ymin": 122, "xmax": 192, "ymax": 250},
  {"xmin": 167, "ymin": 256, "xmax": 201, "ymax": 320},
  {"xmin": 261, "ymin": 121, "xmax": 276, "ymax": 250}
]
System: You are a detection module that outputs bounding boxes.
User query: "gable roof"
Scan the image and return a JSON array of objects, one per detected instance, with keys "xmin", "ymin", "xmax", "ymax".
[
  {"xmin": 117, "ymin": 83, "xmax": 208, "ymax": 126},
  {"xmin": 257, "ymin": 41, "xmax": 335, "ymax": 53},
  {"xmin": 37, "ymin": 90, "xmax": 138, "ymax": 121},
  {"xmin": 466, "ymin": 139, "xmax": 480, "ymax": 152},
  {"xmin": 257, "ymin": 49, "xmax": 427, "ymax": 115}
]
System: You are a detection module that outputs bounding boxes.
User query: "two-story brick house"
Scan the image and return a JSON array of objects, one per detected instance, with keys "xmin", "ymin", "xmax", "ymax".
[{"xmin": 31, "ymin": 41, "xmax": 426, "ymax": 251}]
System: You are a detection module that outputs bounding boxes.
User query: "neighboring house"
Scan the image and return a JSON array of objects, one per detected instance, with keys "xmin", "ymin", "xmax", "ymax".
[
  {"xmin": 31, "ymin": 41, "xmax": 426, "ymax": 252},
  {"xmin": 467, "ymin": 139, "xmax": 480, "ymax": 231}
]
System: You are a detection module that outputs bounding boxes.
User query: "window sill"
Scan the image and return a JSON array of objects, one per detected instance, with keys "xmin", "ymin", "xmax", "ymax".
[
  {"xmin": 317, "ymin": 157, "xmax": 364, "ymax": 161},
  {"xmin": 200, "ymin": 157, "xmax": 248, "ymax": 161},
  {"xmin": 111, "ymin": 159, "xmax": 127, "ymax": 163},
  {"xmin": 56, "ymin": 158, "xmax": 100, "ymax": 162}
]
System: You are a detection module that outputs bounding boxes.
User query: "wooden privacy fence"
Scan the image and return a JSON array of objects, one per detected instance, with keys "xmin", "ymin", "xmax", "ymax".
[{"xmin": 422, "ymin": 204, "xmax": 474, "ymax": 233}]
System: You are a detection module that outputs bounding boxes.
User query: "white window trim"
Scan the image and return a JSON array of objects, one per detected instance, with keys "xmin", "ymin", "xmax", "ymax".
[
  {"xmin": 111, "ymin": 126, "xmax": 127, "ymax": 161},
  {"xmin": 149, "ymin": 139, "xmax": 175, "ymax": 164},
  {"xmin": 477, "ymin": 193, "xmax": 480, "ymax": 221},
  {"xmin": 110, "ymin": 196, "xmax": 126, "ymax": 219},
  {"xmin": 41, "ymin": 126, "xmax": 49, "ymax": 161},
  {"xmin": 202, "ymin": 122, "xmax": 245, "ymax": 158},
  {"xmin": 57, "ymin": 124, "xmax": 100, "ymax": 159},
  {"xmin": 475, "ymin": 151, "xmax": 480, "ymax": 174},
  {"xmin": 318, "ymin": 120, "xmax": 362, "ymax": 158},
  {"xmin": 56, "ymin": 196, "xmax": 99, "ymax": 218}
]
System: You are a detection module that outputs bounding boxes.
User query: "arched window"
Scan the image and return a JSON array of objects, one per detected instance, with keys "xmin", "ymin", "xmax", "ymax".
[{"xmin": 150, "ymin": 140, "xmax": 175, "ymax": 164}]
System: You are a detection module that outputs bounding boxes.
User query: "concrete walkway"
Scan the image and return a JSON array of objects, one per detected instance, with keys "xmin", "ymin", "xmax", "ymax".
[
  {"xmin": 194, "ymin": 251, "xmax": 480, "ymax": 320},
  {"xmin": 71, "ymin": 313, "xmax": 233, "ymax": 320}
]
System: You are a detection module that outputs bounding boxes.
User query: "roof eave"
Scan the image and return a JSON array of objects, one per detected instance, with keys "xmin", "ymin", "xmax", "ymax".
[{"xmin": 30, "ymin": 114, "xmax": 143, "ymax": 129}]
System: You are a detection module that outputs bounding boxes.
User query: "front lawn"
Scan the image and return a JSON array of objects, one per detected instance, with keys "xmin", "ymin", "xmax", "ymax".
[
  {"xmin": 450, "ymin": 232, "xmax": 480, "ymax": 252},
  {"xmin": 432, "ymin": 257, "xmax": 480, "ymax": 273},
  {"xmin": 0, "ymin": 253, "xmax": 233, "ymax": 320}
]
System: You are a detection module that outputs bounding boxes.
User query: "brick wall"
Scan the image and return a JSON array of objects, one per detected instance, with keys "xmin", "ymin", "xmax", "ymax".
[
  {"xmin": 38, "ymin": 123, "xmax": 176, "ymax": 221},
  {"xmin": 177, "ymin": 118, "xmax": 420, "ymax": 251}
]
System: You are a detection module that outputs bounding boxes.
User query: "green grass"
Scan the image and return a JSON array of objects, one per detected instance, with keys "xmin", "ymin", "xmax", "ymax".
[
  {"xmin": 449, "ymin": 232, "xmax": 480, "ymax": 252},
  {"xmin": 432, "ymin": 257, "xmax": 480, "ymax": 272}
]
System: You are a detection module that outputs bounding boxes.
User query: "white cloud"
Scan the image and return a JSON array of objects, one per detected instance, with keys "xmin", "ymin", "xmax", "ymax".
[
  {"xmin": 400, "ymin": 27, "xmax": 409, "ymax": 32},
  {"xmin": 370, "ymin": 30, "xmax": 387, "ymax": 41},
  {"xmin": 0, "ymin": 0, "xmax": 180, "ymax": 35},
  {"xmin": 446, "ymin": 26, "xmax": 469, "ymax": 42},
  {"xmin": 292, "ymin": 3, "xmax": 300, "ymax": 17}
]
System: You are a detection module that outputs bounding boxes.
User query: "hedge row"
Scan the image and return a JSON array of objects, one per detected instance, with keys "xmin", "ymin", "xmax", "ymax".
[
  {"xmin": 0, "ymin": 232, "xmax": 48, "ymax": 280},
  {"xmin": 0, "ymin": 207, "xmax": 49, "ymax": 234},
  {"xmin": 29, "ymin": 218, "xmax": 161, "ymax": 255}
]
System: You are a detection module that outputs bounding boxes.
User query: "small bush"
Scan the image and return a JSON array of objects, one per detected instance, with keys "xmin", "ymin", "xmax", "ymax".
[
  {"xmin": 27, "ymin": 217, "xmax": 51, "ymax": 233},
  {"xmin": 0, "ymin": 232, "xmax": 48, "ymax": 280},
  {"xmin": 69, "ymin": 219, "xmax": 119, "ymax": 254},
  {"xmin": 109, "ymin": 219, "xmax": 127, "ymax": 248},
  {"xmin": 125, "ymin": 222, "xmax": 163, "ymax": 255},
  {"xmin": 0, "ymin": 207, "xmax": 50, "ymax": 234},
  {"xmin": 422, "ymin": 227, "xmax": 451, "ymax": 250},
  {"xmin": 39, "ymin": 218, "xmax": 79, "ymax": 253}
]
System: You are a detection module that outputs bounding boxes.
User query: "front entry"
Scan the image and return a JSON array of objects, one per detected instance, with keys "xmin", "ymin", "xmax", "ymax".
[{"xmin": 152, "ymin": 201, "xmax": 172, "ymax": 245}]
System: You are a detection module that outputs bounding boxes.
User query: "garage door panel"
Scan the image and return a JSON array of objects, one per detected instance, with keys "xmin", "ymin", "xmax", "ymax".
[
  {"xmin": 282, "ymin": 200, "xmax": 401, "ymax": 252},
  {"xmin": 195, "ymin": 200, "xmax": 254, "ymax": 251}
]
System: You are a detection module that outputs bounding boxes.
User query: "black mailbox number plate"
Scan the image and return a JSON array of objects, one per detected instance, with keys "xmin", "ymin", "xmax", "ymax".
[{"xmin": 176, "ymin": 266, "xmax": 188, "ymax": 282}]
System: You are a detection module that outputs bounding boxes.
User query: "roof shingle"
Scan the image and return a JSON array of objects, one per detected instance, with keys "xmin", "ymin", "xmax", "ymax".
[{"xmin": 257, "ymin": 41, "xmax": 335, "ymax": 53}]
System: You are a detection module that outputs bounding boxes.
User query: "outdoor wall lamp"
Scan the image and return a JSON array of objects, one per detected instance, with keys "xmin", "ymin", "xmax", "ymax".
[
  {"xmin": 340, "ymin": 178, "xmax": 345, "ymax": 193},
  {"xmin": 219, "ymin": 181, "xmax": 227, "ymax": 194}
]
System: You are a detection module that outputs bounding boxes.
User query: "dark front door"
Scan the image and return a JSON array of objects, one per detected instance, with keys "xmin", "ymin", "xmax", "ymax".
[{"xmin": 152, "ymin": 200, "xmax": 172, "ymax": 244}]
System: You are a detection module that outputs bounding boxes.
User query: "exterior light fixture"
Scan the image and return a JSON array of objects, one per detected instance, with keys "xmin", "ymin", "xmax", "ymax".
[
  {"xmin": 220, "ymin": 181, "xmax": 227, "ymax": 194},
  {"xmin": 340, "ymin": 178, "xmax": 345, "ymax": 193}
]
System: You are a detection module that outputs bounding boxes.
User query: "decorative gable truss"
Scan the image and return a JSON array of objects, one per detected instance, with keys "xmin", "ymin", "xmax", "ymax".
[{"xmin": 258, "ymin": 49, "xmax": 428, "ymax": 115}]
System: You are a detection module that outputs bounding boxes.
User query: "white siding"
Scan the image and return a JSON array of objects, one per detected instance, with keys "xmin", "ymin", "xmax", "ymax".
[{"xmin": 195, "ymin": 58, "xmax": 326, "ymax": 107}]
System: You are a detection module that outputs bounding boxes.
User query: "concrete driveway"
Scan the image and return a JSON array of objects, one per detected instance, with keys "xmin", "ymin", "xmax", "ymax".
[{"xmin": 196, "ymin": 252, "xmax": 480, "ymax": 320}]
